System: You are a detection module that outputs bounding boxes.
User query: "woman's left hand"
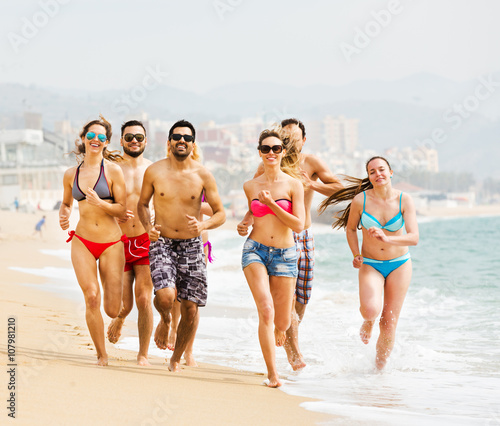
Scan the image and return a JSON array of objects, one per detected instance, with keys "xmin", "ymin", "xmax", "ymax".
[
  {"xmin": 258, "ymin": 190, "xmax": 273, "ymax": 206},
  {"xmin": 368, "ymin": 227, "xmax": 391, "ymax": 243}
]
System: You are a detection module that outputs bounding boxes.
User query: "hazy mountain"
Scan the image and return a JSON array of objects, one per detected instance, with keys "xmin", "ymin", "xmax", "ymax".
[{"xmin": 0, "ymin": 72, "xmax": 498, "ymax": 179}]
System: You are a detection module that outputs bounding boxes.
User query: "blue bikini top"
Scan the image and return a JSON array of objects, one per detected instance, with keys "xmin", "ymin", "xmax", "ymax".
[
  {"xmin": 72, "ymin": 159, "xmax": 113, "ymax": 202},
  {"xmin": 360, "ymin": 191, "xmax": 404, "ymax": 232}
]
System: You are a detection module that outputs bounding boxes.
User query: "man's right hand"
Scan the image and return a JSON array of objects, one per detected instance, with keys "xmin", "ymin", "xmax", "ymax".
[{"xmin": 149, "ymin": 224, "xmax": 161, "ymax": 242}]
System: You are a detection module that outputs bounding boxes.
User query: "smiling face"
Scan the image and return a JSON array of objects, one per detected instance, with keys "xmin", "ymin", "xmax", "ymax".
[
  {"xmin": 259, "ymin": 136, "xmax": 285, "ymax": 165},
  {"xmin": 366, "ymin": 157, "xmax": 392, "ymax": 186},
  {"xmin": 121, "ymin": 125, "xmax": 147, "ymax": 158},
  {"xmin": 83, "ymin": 124, "xmax": 108, "ymax": 154},
  {"xmin": 169, "ymin": 126, "xmax": 194, "ymax": 160}
]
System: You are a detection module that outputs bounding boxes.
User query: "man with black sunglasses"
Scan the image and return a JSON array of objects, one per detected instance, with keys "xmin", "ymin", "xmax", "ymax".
[
  {"xmin": 107, "ymin": 120, "xmax": 154, "ymax": 366},
  {"xmin": 138, "ymin": 119, "xmax": 226, "ymax": 372}
]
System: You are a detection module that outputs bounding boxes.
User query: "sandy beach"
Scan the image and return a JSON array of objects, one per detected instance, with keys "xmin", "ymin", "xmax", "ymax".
[{"xmin": 0, "ymin": 210, "xmax": 332, "ymax": 425}]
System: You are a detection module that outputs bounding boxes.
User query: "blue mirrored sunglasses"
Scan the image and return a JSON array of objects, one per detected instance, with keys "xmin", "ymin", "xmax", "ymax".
[{"xmin": 86, "ymin": 132, "xmax": 107, "ymax": 142}]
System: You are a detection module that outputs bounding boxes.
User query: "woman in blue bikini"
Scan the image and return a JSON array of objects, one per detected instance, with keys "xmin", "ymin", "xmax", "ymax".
[{"xmin": 320, "ymin": 156, "xmax": 419, "ymax": 369}]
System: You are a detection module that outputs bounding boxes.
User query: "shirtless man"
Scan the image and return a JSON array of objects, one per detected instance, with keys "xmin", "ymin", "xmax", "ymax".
[
  {"xmin": 281, "ymin": 118, "xmax": 343, "ymax": 370},
  {"xmin": 137, "ymin": 119, "xmax": 226, "ymax": 372},
  {"xmin": 106, "ymin": 120, "xmax": 153, "ymax": 366},
  {"xmin": 239, "ymin": 118, "xmax": 343, "ymax": 370}
]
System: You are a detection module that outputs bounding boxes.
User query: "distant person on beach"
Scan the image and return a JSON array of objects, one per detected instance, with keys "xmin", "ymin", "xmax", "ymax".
[
  {"xmin": 237, "ymin": 128, "xmax": 305, "ymax": 387},
  {"xmin": 167, "ymin": 144, "xmax": 214, "ymax": 367},
  {"xmin": 33, "ymin": 215, "xmax": 46, "ymax": 238},
  {"xmin": 137, "ymin": 119, "xmax": 226, "ymax": 372},
  {"xmin": 319, "ymin": 156, "xmax": 419, "ymax": 369},
  {"xmin": 14, "ymin": 197, "xmax": 19, "ymax": 212},
  {"xmin": 59, "ymin": 116, "xmax": 126, "ymax": 367},
  {"xmin": 240, "ymin": 118, "xmax": 343, "ymax": 371},
  {"xmin": 106, "ymin": 120, "xmax": 154, "ymax": 366}
]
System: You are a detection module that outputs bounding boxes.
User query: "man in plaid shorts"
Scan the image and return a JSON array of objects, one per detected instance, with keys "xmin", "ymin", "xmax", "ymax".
[
  {"xmin": 282, "ymin": 118, "xmax": 343, "ymax": 371},
  {"xmin": 138, "ymin": 120, "xmax": 226, "ymax": 373}
]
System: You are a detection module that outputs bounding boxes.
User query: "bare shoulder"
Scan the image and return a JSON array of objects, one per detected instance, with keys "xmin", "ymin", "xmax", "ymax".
[
  {"xmin": 400, "ymin": 191, "xmax": 414, "ymax": 208},
  {"xmin": 352, "ymin": 192, "xmax": 364, "ymax": 207},
  {"xmin": 146, "ymin": 158, "xmax": 168, "ymax": 174},
  {"xmin": 63, "ymin": 166, "xmax": 77, "ymax": 182}
]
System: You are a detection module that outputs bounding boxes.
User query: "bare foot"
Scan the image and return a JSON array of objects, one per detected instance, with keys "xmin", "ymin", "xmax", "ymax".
[
  {"xmin": 360, "ymin": 320, "xmax": 375, "ymax": 344},
  {"xmin": 266, "ymin": 375, "xmax": 282, "ymax": 388},
  {"xmin": 274, "ymin": 328, "xmax": 286, "ymax": 347},
  {"xmin": 167, "ymin": 328, "xmax": 176, "ymax": 351},
  {"xmin": 154, "ymin": 319, "xmax": 169, "ymax": 350},
  {"xmin": 375, "ymin": 355, "xmax": 387, "ymax": 370},
  {"xmin": 96, "ymin": 355, "xmax": 108, "ymax": 367},
  {"xmin": 290, "ymin": 359, "xmax": 307, "ymax": 371},
  {"xmin": 184, "ymin": 352, "xmax": 198, "ymax": 367},
  {"xmin": 168, "ymin": 360, "xmax": 181, "ymax": 372},
  {"xmin": 107, "ymin": 317, "xmax": 124, "ymax": 343},
  {"xmin": 137, "ymin": 355, "xmax": 151, "ymax": 366}
]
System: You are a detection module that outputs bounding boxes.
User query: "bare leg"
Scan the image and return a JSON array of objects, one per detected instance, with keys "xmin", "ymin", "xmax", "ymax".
[
  {"xmin": 375, "ymin": 261, "xmax": 412, "ymax": 369},
  {"xmin": 284, "ymin": 299, "xmax": 307, "ymax": 371},
  {"xmin": 153, "ymin": 288, "xmax": 175, "ymax": 350},
  {"xmin": 107, "ymin": 271, "xmax": 134, "ymax": 343},
  {"xmin": 71, "ymin": 239, "xmax": 109, "ymax": 366},
  {"xmin": 134, "ymin": 265, "xmax": 154, "ymax": 366},
  {"xmin": 244, "ymin": 264, "xmax": 280, "ymax": 386},
  {"xmin": 168, "ymin": 299, "xmax": 181, "ymax": 351},
  {"xmin": 169, "ymin": 300, "xmax": 198, "ymax": 372},
  {"xmin": 183, "ymin": 310, "xmax": 199, "ymax": 367},
  {"xmin": 358, "ymin": 265, "xmax": 385, "ymax": 345}
]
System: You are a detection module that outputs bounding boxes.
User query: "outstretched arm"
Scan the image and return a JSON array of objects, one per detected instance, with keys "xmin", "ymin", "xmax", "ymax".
[{"xmin": 303, "ymin": 156, "xmax": 343, "ymax": 197}]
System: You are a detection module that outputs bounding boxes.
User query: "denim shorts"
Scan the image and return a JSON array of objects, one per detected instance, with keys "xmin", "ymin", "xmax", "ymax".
[{"xmin": 241, "ymin": 238, "xmax": 298, "ymax": 278}]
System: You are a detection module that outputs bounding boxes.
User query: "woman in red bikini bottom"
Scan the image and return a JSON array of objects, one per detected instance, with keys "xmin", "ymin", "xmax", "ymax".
[{"xmin": 59, "ymin": 116, "xmax": 127, "ymax": 366}]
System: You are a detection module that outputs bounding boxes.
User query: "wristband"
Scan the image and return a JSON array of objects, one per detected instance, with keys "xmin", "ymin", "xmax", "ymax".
[{"xmin": 354, "ymin": 254, "xmax": 362, "ymax": 258}]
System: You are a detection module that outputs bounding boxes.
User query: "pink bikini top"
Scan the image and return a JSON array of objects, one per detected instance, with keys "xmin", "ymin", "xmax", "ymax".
[{"xmin": 251, "ymin": 199, "xmax": 293, "ymax": 218}]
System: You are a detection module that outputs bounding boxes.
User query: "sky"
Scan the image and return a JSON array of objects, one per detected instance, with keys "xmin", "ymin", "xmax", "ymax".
[{"xmin": 1, "ymin": 0, "xmax": 499, "ymax": 93}]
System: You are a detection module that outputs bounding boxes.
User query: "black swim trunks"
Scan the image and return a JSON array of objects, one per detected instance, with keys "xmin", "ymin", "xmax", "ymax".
[{"xmin": 149, "ymin": 236, "xmax": 207, "ymax": 307}]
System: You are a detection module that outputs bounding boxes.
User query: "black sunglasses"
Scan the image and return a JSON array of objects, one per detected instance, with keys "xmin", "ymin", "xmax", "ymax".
[
  {"xmin": 171, "ymin": 134, "xmax": 194, "ymax": 142},
  {"xmin": 259, "ymin": 145, "xmax": 283, "ymax": 154},
  {"xmin": 123, "ymin": 133, "xmax": 145, "ymax": 142}
]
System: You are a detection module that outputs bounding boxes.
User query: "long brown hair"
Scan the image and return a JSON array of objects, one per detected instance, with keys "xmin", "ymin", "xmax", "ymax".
[
  {"xmin": 73, "ymin": 115, "xmax": 123, "ymax": 163},
  {"xmin": 319, "ymin": 156, "xmax": 392, "ymax": 229}
]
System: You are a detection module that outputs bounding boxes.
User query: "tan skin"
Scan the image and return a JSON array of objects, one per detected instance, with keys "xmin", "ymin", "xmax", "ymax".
[
  {"xmin": 345, "ymin": 158, "xmax": 419, "ymax": 369},
  {"xmin": 237, "ymin": 136, "xmax": 305, "ymax": 388},
  {"xmin": 137, "ymin": 126, "xmax": 226, "ymax": 373},
  {"xmin": 59, "ymin": 123, "xmax": 126, "ymax": 366},
  {"xmin": 240, "ymin": 123, "xmax": 343, "ymax": 371},
  {"xmin": 106, "ymin": 125, "xmax": 154, "ymax": 366}
]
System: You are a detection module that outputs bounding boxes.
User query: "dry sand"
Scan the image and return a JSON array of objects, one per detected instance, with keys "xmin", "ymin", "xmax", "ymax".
[{"xmin": 0, "ymin": 210, "xmax": 332, "ymax": 425}]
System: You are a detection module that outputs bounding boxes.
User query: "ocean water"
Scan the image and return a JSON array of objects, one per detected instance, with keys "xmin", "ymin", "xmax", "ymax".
[{"xmin": 16, "ymin": 216, "xmax": 500, "ymax": 425}]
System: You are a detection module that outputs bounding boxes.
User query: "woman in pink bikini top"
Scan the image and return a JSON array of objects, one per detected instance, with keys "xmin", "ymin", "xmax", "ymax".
[{"xmin": 237, "ymin": 127, "xmax": 305, "ymax": 388}]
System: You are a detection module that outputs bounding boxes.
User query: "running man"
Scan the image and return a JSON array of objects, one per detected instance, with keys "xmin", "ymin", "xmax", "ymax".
[
  {"xmin": 281, "ymin": 118, "xmax": 343, "ymax": 369},
  {"xmin": 106, "ymin": 120, "xmax": 153, "ymax": 366},
  {"xmin": 138, "ymin": 119, "xmax": 226, "ymax": 372}
]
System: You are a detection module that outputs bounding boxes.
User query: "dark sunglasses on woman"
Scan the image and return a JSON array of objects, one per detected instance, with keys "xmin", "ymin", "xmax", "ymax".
[{"xmin": 259, "ymin": 145, "xmax": 283, "ymax": 154}]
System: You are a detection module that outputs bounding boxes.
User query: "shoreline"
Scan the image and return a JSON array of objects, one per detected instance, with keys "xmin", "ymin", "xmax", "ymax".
[{"xmin": 0, "ymin": 210, "xmax": 332, "ymax": 425}]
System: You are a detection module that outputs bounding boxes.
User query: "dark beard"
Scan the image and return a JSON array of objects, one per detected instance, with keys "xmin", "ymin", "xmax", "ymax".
[
  {"xmin": 123, "ymin": 145, "xmax": 145, "ymax": 158},
  {"xmin": 171, "ymin": 150, "xmax": 190, "ymax": 161}
]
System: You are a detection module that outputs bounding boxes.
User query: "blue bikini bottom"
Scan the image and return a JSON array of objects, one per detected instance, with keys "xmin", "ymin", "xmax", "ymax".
[{"xmin": 363, "ymin": 252, "xmax": 411, "ymax": 279}]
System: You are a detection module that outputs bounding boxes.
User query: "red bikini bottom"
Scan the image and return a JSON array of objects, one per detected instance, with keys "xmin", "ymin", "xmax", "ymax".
[{"xmin": 67, "ymin": 231, "xmax": 128, "ymax": 260}]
